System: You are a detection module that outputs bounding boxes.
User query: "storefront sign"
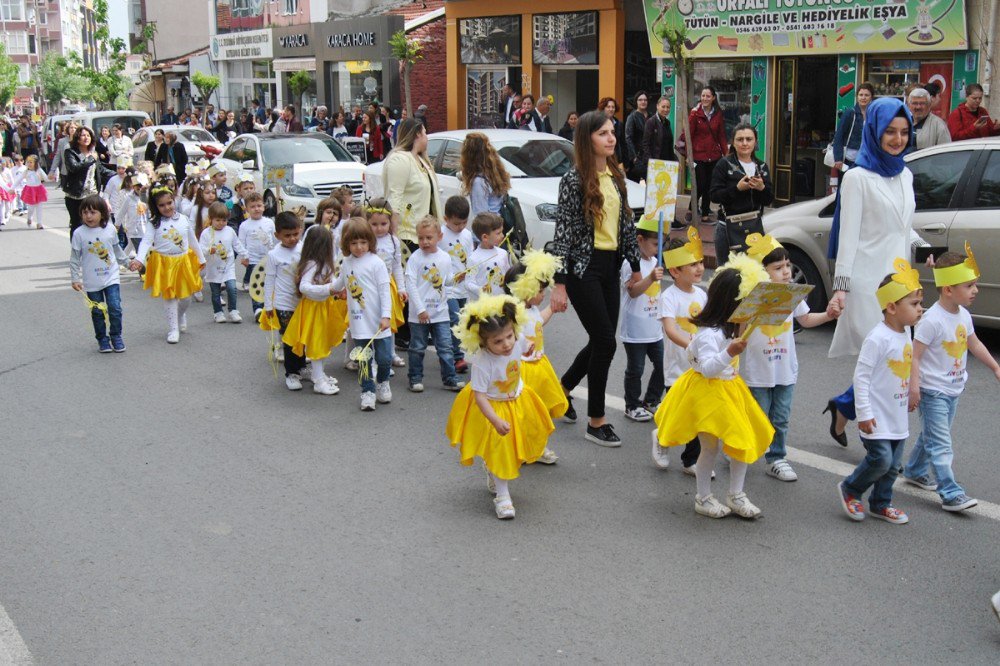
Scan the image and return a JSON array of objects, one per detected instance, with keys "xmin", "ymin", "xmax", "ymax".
[
  {"xmin": 643, "ymin": 0, "xmax": 968, "ymax": 58},
  {"xmin": 328, "ymin": 32, "xmax": 377, "ymax": 49},
  {"xmin": 211, "ymin": 29, "xmax": 273, "ymax": 61},
  {"xmin": 279, "ymin": 34, "xmax": 309, "ymax": 49}
]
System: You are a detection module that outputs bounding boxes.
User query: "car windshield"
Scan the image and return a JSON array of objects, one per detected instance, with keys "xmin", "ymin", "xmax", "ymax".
[
  {"xmin": 177, "ymin": 128, "xmax": 215, "ymax": 143},
  {"xmin": 495, "ymin": 140, "xmax": 574, "ymax": 178},
  {"xmin": 260, "ymin": 136, "xmax": 354, "ymax": 164}
]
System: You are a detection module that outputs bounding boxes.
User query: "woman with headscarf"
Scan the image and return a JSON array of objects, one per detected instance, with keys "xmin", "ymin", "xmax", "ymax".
[{"xmin": 823, "ymin": 97, "xmax": 928, "ymax": 445}]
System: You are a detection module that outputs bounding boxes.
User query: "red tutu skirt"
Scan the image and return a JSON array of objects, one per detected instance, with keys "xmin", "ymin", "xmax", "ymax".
[{"xmin": 20, "ymin": 184, "xmax": 47, "ymax": 205}]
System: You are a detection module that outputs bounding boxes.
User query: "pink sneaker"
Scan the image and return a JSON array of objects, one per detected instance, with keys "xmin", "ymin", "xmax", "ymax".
[{"xmin": 871, "ymin": 506, "xmax": 909, "ymax": 525}]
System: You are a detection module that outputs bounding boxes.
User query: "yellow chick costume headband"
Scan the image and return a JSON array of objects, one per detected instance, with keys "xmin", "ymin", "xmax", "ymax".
[
  {"xmin": 663, "ymin": 226, "xmax": 704, "ymax": 268},
  {"xmin": 933, "ymin": 242, "xmax": 980, "ymax": 287},
  {"xmin": 714, "ymin": 253, "xmax": 769, "ymax": 301},
  {"xmin": 746, "ymin": 233, "xmax": 783, "ymax": 263},
  {"xmin": 453, "ymin": 294, "xmax": 527, "ymax": 354},
  {"xmin": 507, "ymin": 249, "xmax": 562, "ymax": 302},
  {"xmin": 877, "ymin": 258, "xmax": 922, "ymax": 309}
]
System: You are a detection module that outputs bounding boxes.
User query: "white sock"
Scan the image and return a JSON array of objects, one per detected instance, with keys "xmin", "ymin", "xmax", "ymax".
[
  {"xmin": 177, "ymin": 297, "xmax": 190, "ymax": 319},
  {"xmin": 311, "ymin": 359, "xmax": 326, "ymax": 383},
  {"xmin": 696, "ymin": 435, "xmax": 720, "ymax": 498},
  {"xmin": 492, "ymin": 475, "xmax": 510, "ymax": 500},
  {"xmin": 729, "ymin": 460, "xmax": 748, "ymax": 496},
  {"xmin": 164, "ymin": 299, "xmax": 179, "ymax": 332}
]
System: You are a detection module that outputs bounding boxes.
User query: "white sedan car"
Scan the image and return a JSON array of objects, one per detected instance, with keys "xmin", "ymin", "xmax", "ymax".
[
  {"xmin": 364, "ymin": 129, "xmax": 645, "ymax": 247},
  {"xmin": 215, "ymin": 133, "xmax": 365, "ymax": 220},
  {"xmin": 131, "ymin": 125, "xmax": 225, "ymax": 164}
]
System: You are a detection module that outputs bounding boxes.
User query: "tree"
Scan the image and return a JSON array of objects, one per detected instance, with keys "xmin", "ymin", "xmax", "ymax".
[
  {"xmin": 0, "ymin": 44, "xmax": 20, "ymax": 110},
  {"xmin": 191, "ymin": 72, "xmax": 220, "ymax": 111},
  {"xmin": 389, "ymin": 30, "xmax": 422, "ymax": 116},
  {"xmin": 132, "ymin": 22, "xmax": 158, "ymax": 58},
  {"xmin": 288, "ymin": 70, "xmax": 312, "ymax": 111},
  {"xmin": 660, "ymin": 25, "xmax": 698, "ymax": 226},
  {"xmin": 85, "ymin": 37, "xmax": 131, "ymax": 110},
  {"xmin": 37, "ymin": 52, "xmax": 91, "ymax": 109}
]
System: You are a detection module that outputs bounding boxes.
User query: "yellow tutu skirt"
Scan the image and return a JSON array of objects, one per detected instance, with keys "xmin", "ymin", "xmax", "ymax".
[
  {"xmin": 143, "ymin": 250, "xmax": 202, "ymax": 300},
  {"xmin": 281, "ymin": 298, "xmax": 349, "ymax": 361},
  {"xmin": 258, "ymin": 309, "xmax": 281, "ymax": 332},
  {"xmin": 521, "ymin": 356, "xmax": 568, "ymax": 419},
  {"xmin": 389, "ymin": 277, "xmax": 405, "ymax": 333},
  {"xmin": 653, "ymin": 369, "xmax": 774, "ymax": 464},
  {"xmin": 446, "ymin": 384, "xmax": 554, "ymax": 480}
]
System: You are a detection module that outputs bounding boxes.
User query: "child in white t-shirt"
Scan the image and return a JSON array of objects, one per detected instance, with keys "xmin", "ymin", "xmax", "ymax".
[
  {"xmin": 902, "ymin": 248, "xmax": 1000, "ymax": 512},
  {"xmin": 838, "ymin": 261, "xmax": 923, "ymax": 525},
  {"xmin": 441, "ymin": 196, "xmax": 474, "ymax": 374},
  {"xmin": 236, "ymin": 192, "xmax": 274, "ymax": 306},
  {"xmin": 199, "ymin": 201, "xmax": 248, "ymax": 323},
  {"xmin": 368, "ymin": 199, "xmax": 407, "ymax": 367},
  {"xmin": 619, "ymin": 221, "xmax": 665, "ymax": 422},
  {"xmin": 465, "ymin": 212, "xmax": 510, "ymax": 300},
  {"xmin": 261, "ymin": 212, "xmax": 305, "ymax": 388},
  {"xmin": 742, "ymin": 236, "xmax": 837, "ymax": 482}
]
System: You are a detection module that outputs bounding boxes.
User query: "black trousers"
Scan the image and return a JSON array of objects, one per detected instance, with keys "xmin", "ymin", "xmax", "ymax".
[
  {"xmin": 66, "ymin": 196, "xmax": 83, "ymax": 241},
  {"xmin": 694, "ymin": 160, "xmax": 718, "ymax": 216},
  {"xmin": 395, "ymin": 239, "xmax": 418, "ymax": 345},
  {"xmin": 277, "ymin": 309, "xmax": 307, "ymax": 377},
  {"xmin": 561, "ymin": 250, "xmax": 621, "ymax": 419}
]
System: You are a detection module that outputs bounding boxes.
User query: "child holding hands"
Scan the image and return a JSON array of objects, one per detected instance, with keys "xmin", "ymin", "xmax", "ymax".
[
  {"xmin": 70, "ymin": 196, "xmax": 129, "ymax": 352},
  {"xmin": 199, "ymin": 201, "xmax": 248, "ymax": 323}
]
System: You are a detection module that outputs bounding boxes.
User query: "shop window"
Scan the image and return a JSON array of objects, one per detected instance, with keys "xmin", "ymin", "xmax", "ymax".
[
  {"xmin": 974, "ymin": 151, "xmax": 1000, "ymax": 208},
  {"xmin": 467, "ymin": 68, "xmax": 507, "ymax": 130},
  {"xmin": 908, "ymin": 150, "xmax": 973, "ymax": 210},
  {"xmin": 691, "ymin": 61, "xmax": 751, "ymax": 140},
  {"xmin": 866, "ymin": 59, "xmax": 951, "ymax": 99},
  {"xmin": 335, "ymin": 61, "xmax": 383, "ymax": 110},
  {"xmin": 438, "ymin": 141, "xmax": 462, "ymax": 177}
]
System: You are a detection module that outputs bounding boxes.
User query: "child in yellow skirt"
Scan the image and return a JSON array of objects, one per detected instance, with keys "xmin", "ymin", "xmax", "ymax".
[
  {"xmin": 129, "ymin": 182, "xmax": 206, "ymax": 343},
  {"xmin": 504, "ymin": 249, "xmax": 566, "ymax": 465},
  {"xmin": 446, "ymin": 294, "xmax": 555, "ymax": 519},
  {"xmin": 281, "ymin": 225, "xmax": 347, "ymax": 396},
  {"xmin": 652, "ymin": 256, "xmax": 775, "ymax": 519},
  {"xmin": 367, "ymin": 198, "xmax": 407, "ymax": 366}
]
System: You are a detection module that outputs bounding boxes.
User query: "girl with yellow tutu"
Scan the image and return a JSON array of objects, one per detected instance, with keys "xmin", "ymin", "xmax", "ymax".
[
  {"xmin": 652, "ymin": 256, "xmax": 775, "ymax": 519},
  {"xmin": 446, "ymin": 294, "xmax": 555, "ymax": 520},
  {"xmin": 129, "ymin": 182, "xmax": 206, "ymax": 344},
  {"xmin": 281, "ymin": 225, "xmax": 347, "ymax": 397},
  {"xmin": 504, "ymin": 249, "xmax": 567, "ymax": 465},
  {"xmin": 367, "ymin": 198, "xmax": 407, "ymax": 366}
]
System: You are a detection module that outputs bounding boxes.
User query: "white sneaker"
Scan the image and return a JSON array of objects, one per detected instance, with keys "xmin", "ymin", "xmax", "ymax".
[
  {"xmin": 213, "ymin": 311, "xmax": 227, "ymax": 323},
  {"xmin": 285, "ymin": 374, "xmax": 303, "ymax": 391},
  {"xmin": 237, "ymin": 283, "xmax": 248, "ymax": 292},
  {"xmin": 537, "ymin": 447, "xmax": 559, "ymax": 464},
  {"xmin": 166, "ymin": 329, "xmax": 180, "ymax": 344},
  {"xmin": 360, "ymin": 391, "xmax": 376, "ymax": 411},
  {"xmin": 409, "ymin": 382, "xmax": 424, "ymax": 392},
  {"xmin": 493, "ymin": 496, "xmax": 515, "ymax": 520},
  {"xmin": 766, "ymin": 459, "xmax": 798, "ymax": 482},
  {"xmin": 625, "ymin": 406, "xmax": 653, "ymax": 422},
  {"xmin": 192, "ymin": 291, "xmax": 204, "ymax": 303},
  {"xmin": 227, "ymin": 310, "xmax": 242, "ymax": 323},
  {"xmin": 991, "ymin": 589, "xmax": 1000, "ymax": 625},
  {"xmin": 273, "ymin": 343, "xmax": 284, "ymax": 362},
  {"xmin": 345, "ymin": 360, "xmax": 359, "ymax": 371},
  {"xmin": 179, "ymin": 314, "xmax": 188, "ymax": 332},
  {"xmin": 375, "ymin": 381, "xmax": 392, "ymax": 403},
  {"xmin": 726, "ymin": 492, "xmax": 762, "ymax": 519},
  {"xmin": 313, "ymin": 377, "xmax": 340, "ymax": 395},
  {"xmin": 392, "ymin": 355, "xmax": 406, "ymax": 367},
  {"xmin": 650, "ymin": 430, "xmax": 670, "ymax": 470},
  {"xmin": 694, "ymin": 494, "xmax": 731, "ymax": 519}
]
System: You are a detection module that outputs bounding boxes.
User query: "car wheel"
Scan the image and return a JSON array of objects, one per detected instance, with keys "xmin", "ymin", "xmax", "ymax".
[
  {"xmin": 264, "ymin": 189, "xmax": 277, "ymax": 217},
  {"xmin": 787, "ymin": 246, "xmax": 828, "ymax": 311}
]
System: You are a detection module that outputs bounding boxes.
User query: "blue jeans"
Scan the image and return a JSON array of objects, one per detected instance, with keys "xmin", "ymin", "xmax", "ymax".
[
  {"xmin": 86, "ymin": 284, "xmax": 122, "ymax": 341},
  {"xmin": 356, "ymin": 336, "xmax": 393, "ymax": 393},
  {"xmin": 447, "ymin": 297, "xmax": 466, "ymax": 362},
  {"xmin": 408, "ymin": 320, "xmax": 457, "ymax": 385},
  {"xmin": 904, "ymin": 390, "xmax": 964, "ymax": 501},
  {"xmin": 749, "ymin": 384, "xmax": 795, "ymax": 463},
  {"xmin": 623, "ymin": 340, "xmax": 664, "ymax": 410},
  {"xmin": 209, "ymin": 280, "xmax": 238, "ymax": 314},
  {"xmin": 844, "ymin": 438, "xmax": 906, "ymax": 512}
]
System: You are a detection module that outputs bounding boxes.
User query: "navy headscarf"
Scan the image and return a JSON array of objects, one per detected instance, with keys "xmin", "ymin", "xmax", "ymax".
[{"xmin": 827, "ymin": 97, "xmax": 914, "ymax": 258}]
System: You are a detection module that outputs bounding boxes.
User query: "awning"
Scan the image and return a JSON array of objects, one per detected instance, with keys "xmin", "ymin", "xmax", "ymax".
[{"xmin": 273, "ymin": 57, "xmax": 316, "ymax": 72}]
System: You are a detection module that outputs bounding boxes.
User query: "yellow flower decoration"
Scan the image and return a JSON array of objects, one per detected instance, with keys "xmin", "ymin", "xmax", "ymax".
[
  {"xmin": 452, "ymin": 294, "xmax": 526, "ymax": 354},
  {"xmin": 507, "ymin": 249, "xmax": 562, "ymax": 302}
]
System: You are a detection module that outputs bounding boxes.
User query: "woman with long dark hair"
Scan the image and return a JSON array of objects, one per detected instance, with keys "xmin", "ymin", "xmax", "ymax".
[
  {"xmin": 63, "ymin": 127, "xmax": 115, "ymax": 239},
  {"xmin": 460, "ymin": 132, "xmax": 510, "ymax": 218},
  {"xmin": 689, "ymin": 86, "xmax": 728, "ymax": 223},
  {"xmin": 550, "ymin": 110, "xmax": 641, "ymax": 446}
]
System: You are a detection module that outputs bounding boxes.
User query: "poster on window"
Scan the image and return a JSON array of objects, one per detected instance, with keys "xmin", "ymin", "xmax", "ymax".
[
  {"xmin": 460, "ymin": 16, "xmax": 521, "ymax": 65},
  {"xmin": 532, "ymin": 12, "xmax": 598, "ymax": 65},
  {"xmin": 467, "ymin": 69, "xmax": 507, "ymax": 129}
]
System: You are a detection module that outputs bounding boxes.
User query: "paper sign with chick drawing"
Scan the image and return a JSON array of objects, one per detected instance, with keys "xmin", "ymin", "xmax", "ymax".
[
  {"xmin": 640, "ymin": 159, "xmax": 680, "ymax": 228},
  {"xmin": 729, "ymin": 281, "xmax": 813, "ymax": 339}
]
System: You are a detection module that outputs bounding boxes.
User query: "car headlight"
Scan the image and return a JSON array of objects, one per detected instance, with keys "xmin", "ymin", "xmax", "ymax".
[
  {"xmin": 535, "ymin": 203, "xmax": 559, "ymax": 221},
  {"xmin": 283, "ymin": 183, "xmax": 312, "ymax": 197}
]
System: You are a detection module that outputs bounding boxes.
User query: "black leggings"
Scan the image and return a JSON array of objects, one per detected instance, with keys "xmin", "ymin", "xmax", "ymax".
[
  {"xmin": 66, "ymin": 196, "xmax": 83, "ymax": 241},
  {"xmin": 694, "ymin": 160, "xmax": 718, "ymax": 216},
  {"xmin": 561, "ymin": 250, "xmax": 621, "ymax": 419}
]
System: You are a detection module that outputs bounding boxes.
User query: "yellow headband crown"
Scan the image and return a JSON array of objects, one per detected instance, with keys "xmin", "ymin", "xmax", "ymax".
[
  {"xmin": 746, "ymin": 233, "xmax": 783, "ymax": 263},
  {"xmin": 933, "ymin": 242, "xmax": 980, "ymax": 287},
  {"xmin": 664, "ymin": 226, "xmax": 704, "ymax": 268},
  {"xmin": 508, "ymin": 249, "xmax": 562, "ymax": 302},
  {"xmin": 452, "ymin": 294, "xmax": 527, "ymax": 354},
  {"xmin": 877, "ymin": 258, "xmax": 922, "ymax": 309}
]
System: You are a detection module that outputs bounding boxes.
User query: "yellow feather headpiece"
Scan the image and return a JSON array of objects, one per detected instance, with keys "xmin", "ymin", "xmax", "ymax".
[
  {"xmin": 507, "ymin": 249, "xmax": 562, "ymax": 302},
  {"xmin": 714, "ymin": 252, "xmax": 769, "ymax": 301},
  {"xmin": 452, "ymin": 294, "xmax": 527, "ymax": 354},
  {"xmin": 664, "ymin": 226, "xmax": 704, "ymax": 268},
  {"xmin": 745, "ymin": 233, "xmax": 783, "ymax": 263},
  {"xmin": 933, "ymin": 242, "xmax": 980, "ymax": 287},
  {"xmin": 877, "ymin": 258, "xmax": 922, "ymax": 309}
]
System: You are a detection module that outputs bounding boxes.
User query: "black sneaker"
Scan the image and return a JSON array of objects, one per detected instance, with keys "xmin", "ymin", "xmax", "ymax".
[
  {"xmin": 585, "ymin": 423, "xmax": 622, "ymax": 448},
  {"xmin": 563, "ymin": 396, "xmax": 577, "ymax": 423}
]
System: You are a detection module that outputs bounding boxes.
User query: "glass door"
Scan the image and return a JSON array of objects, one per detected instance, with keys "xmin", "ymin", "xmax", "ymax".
[{"xmin": 773, "ymin": 58, "xmax": 797, "ymax": 204}]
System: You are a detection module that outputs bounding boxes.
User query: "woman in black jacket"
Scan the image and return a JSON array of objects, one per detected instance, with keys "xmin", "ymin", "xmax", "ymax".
[
  {"xmin": 550, "ymin": 110, "xmax": 641, "ymax": 446},
  {"xmin": 709, "ymin": 123, "xmax": 773, "ymax": 264},
  {"xmin": 63, "ymin": 127, "xmax": 115, "ymax": 239},
  {"xmin": 214, "ymin": 110, "xmax": 239, "ymax": 143},
  {"xmin": 154, "ymin": 131, "xmax": 189, "ymax": 185},
  {"xmin": 144, "ymin": 128, "xmax": 165, "ymax": 162}
]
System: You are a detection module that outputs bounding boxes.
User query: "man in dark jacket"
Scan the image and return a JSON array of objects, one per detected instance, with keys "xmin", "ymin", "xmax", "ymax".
[
  {"xmin": 497, "ymin": 84, "xmax": 516, "ymax": 128},
  {"xmin": 161, "ymin": 106, "xmax": 178, "ymax": 125},
  {"xmin": 536, "ymin": 97, "xmax": 554, "ymax": 134}
]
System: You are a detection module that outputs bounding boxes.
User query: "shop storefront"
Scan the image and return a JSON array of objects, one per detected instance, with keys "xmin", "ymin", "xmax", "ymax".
[
  {"xmin": 210, "ymin": 27, "xmax": 277, "ymax": 113},
  {"xmin": 315, "ymin": 16, "xmax": 403, "ymax": 115},
  {"xmin": 446, "ymin": 0, "xmax": 625, "ymax": 131},
  {"xmin": 644, "ymin": 0, "xmax": 979, "ymax": 204},
  {"xmin": 272, "ymin": 24, "xmax": 318, "ymax": 115}
]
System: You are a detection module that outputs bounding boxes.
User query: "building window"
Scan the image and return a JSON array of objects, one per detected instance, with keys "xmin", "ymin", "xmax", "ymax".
[
  {"xmin": 284, "ymin": 0, "xmax": 298, "ymax": 14},
  {"xmin": 2, "ymin": 33, "xmax": 28, "ymax": 55},
  {"xmin": 17, "ymin": 63, "xmax": 29, "ymax": 84},
  {"xmin": 1, "ymin": 0, "xmax": 24, "ymax": 22}
]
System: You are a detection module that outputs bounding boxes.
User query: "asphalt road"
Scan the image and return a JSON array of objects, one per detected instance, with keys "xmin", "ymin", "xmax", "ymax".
[{"xmin": 1, "ymin": 189, "xmax": 999, "ymax": 663}]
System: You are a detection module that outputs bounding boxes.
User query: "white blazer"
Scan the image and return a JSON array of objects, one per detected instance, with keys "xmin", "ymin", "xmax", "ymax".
[
  {"xmin": 382, "ymin": 149, "xmax": 442, "ymax": 244},
  {"xmin": 830, "ymin": 165, "xmax": 921, "ymax": 358}
]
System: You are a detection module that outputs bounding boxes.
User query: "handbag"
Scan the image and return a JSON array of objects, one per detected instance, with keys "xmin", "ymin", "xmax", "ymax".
[
  {"xmin": 721, "ymin": 209, "xmax": 764, "ymax": 254},
  {"xmin": 823, "ymin": 109, "xmax": 856, "ymax": 168},
  {"xmin": 498, "ymin": 194, "xmax": 528, "ymax": 256}
]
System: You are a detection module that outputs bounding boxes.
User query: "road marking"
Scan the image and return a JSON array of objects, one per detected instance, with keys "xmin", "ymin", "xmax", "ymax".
[
  {"xmin": 569, "ymin": 388, "xmax": 1000, "ymax": 522},
  {"xmin": 44, "ymin": 226, "xmax": 69, "ymax": 239},
  {"xmin": 0, "ymin": 599, "xmax": 32, "ymax": 665}
]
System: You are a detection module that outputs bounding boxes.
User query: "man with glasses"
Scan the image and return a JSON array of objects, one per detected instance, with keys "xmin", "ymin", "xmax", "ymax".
[{"xmin": 908, "ymin": 87, "xmax": 950, "ymax": 150}]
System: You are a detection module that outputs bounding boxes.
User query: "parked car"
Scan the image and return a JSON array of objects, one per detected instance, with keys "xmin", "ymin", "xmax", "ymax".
[
  {"xmin": 364, "ymin": 129, "xmax": 646, "ymax": 248},
  {"xmin": 131, "ymin": 126, "xmax": 225, "ymax": 164},
  {"xmin": 43, "ymin": 112, "xmax": 80, "ymax": 160},
  {"xmin": 73, "ymin": 111, "xmax": 149, "ymax": 138},
  {"xmin": 215, "ymin": 132, "xmax": 365, "ymax": 220},
  {"xmin": 764, "ymin": 137, "xmax": 1000, "ymax": 326}
]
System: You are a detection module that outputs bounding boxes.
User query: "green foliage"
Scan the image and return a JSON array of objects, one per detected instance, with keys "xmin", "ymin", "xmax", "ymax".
[
  {"xmin": 191, "ymin": 72, "xmax": 221, "ymax": 107},
  {"xmin": 288, "ymin": 70, "xmax": 313, "ymax": 99},
  {"xmin": 0, "ymin": 44, "xmax": 20, "ymax": 109},
  {"xmin": 132, "ymin": 22, "xmax": 158, "ymax": 56},
  {"xmin": 37, "ymin": 52, "xmax": 91, "ymax": 108},
  {"xmin": 389, "ymin": 30, "xmax": 423, "ymax": 116}
]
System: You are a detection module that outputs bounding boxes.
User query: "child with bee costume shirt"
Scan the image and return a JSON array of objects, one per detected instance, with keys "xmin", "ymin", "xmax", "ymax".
[{"xmin": 199, "ymin": 201, "xmax": 248, "ymax": 323}]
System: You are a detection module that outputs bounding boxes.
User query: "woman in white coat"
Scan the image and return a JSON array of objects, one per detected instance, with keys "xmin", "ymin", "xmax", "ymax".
[{"xmin": 823, "ymin": 97, "xmax": 927, "ymax": 444}]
